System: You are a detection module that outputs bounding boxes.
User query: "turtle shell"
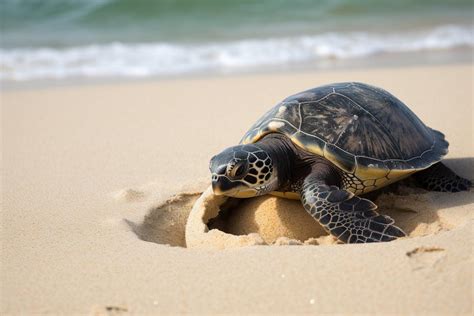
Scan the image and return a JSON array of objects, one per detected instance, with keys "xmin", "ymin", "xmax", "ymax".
[{"xmin": 241, "ymin": 82, "xmax": 448, "ymax": 182}]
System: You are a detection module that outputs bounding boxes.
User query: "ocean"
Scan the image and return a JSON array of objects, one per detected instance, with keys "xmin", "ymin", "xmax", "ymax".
[{"xmin": 1, "ymin": 0, "xmax": 473, "ymax": 82}]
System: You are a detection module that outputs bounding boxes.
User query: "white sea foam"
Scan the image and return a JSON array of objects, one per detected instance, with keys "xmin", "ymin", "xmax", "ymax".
[{"xmin": 1, "ymin": 25, "xmax": 472, "ymax": 81}]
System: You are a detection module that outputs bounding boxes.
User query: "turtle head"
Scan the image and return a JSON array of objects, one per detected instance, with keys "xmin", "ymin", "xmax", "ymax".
[{"xmin": 209, "ymin": 144, "xmax": 277, "ymax": 198}]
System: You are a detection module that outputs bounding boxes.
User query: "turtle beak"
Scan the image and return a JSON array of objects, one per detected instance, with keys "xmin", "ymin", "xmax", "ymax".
[{"xmin": 212, "ymin": 177, "xmax": 234, "ymax": 195}]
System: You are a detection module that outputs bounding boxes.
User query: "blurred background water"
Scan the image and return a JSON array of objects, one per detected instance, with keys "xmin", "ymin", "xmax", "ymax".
[{"xmin": 1, "ymin": 0, "xmax": 473, "ymax": 83}]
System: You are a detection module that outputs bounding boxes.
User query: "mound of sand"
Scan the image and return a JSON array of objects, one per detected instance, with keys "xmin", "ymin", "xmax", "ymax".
[
  {"xmin": 127, "ymin": 181, "xmax": 473, "ymax": 250},
  {"xmin": 184, "ymin": 185, "xmax": 472, "ymax": 249}
]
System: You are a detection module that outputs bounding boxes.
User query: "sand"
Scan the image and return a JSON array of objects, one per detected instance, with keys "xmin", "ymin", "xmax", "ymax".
[{"xmin": 1, "ymin": 64, "xmax": 473, "ymax": 315}]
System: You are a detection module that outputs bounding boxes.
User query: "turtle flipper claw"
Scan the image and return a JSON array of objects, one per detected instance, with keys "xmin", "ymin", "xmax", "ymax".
[{"xmin": 301, "ymin": 179, "xmax": 406, "ymax": 244}]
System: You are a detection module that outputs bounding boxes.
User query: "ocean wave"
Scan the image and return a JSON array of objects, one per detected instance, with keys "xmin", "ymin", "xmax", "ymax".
[{"xmin": 1, "ymin": 25, "xmax": 472, "ymax": 81}]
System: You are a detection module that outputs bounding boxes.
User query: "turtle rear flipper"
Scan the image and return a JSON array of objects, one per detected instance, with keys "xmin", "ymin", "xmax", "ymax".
[
  {"xmin": 413, "ymin": 162, "xmax": 472, "ymax": 192},
  {"xmin": 300, "ymin": 176, "xmax": 406, "ymax": 243}
]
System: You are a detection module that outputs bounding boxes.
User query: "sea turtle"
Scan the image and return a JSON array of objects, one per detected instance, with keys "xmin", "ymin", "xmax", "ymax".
[{"xmin": 209, "ymin": 82, "xmax": 471, "ymax": 243}]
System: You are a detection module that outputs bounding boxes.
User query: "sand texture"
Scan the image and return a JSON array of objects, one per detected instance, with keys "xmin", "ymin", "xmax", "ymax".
[{"xmin": 2, "ymin": 64, "xmax": 473, "ymax": 315}]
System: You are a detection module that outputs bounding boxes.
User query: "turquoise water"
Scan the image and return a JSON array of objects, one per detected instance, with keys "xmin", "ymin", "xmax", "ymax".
[{"xmin": 1, "ymin": 0, "xmax": 473, "ymax": 81}]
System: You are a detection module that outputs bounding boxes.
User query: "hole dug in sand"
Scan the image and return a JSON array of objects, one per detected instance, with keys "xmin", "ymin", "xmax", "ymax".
[
  {"xmin": 127, "ymin": 193, "xmax": 201, "ymax": 247},
  {"xmin": 185, "ymin": 187, "xmax": 334, "ymax": 250},
  {"xmin": 128, "ymin": 181, "xmax": 473, "ymax": 250}
]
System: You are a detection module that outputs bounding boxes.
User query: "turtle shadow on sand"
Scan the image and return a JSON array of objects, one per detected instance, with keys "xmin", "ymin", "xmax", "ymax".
[{"xmin": 126, "ymin": 157, "xmax": 473, "ymax": 248}]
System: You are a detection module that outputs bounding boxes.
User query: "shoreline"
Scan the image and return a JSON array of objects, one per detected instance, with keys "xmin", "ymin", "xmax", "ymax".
[{"xmin": 2, "ymin": 47, "xmax": 472, "ymax": 91}]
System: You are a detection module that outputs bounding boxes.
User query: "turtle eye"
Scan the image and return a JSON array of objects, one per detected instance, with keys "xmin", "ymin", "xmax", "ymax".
[{"xmin": 228, "ymin": 161, "xmax": 247, "ymax": 179}]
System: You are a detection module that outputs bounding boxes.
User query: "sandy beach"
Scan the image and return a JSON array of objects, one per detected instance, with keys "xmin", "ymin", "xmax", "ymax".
[{"xmin": 1, "ymin": 63, "xmax": 473, "ymax": 315}]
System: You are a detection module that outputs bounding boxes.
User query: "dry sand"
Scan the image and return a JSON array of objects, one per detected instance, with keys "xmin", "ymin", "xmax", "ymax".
[{"xmin": 1, "ymin": 64, "xmax": 473, "ymax": 315}]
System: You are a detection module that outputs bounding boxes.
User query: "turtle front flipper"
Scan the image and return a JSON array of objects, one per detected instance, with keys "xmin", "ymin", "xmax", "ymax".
[
  {"xmin": 413, "ymin": 162, "xmax": 472, "ymax": 192},
  {"xmin": 300, "ymin": 176, "xmax": 406, "ymax": 243}
]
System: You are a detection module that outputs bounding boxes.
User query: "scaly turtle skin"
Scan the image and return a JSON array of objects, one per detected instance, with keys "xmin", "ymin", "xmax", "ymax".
[{"xmin": 209, "ymin": 82, "xmax": 471, "ymax": 243}]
